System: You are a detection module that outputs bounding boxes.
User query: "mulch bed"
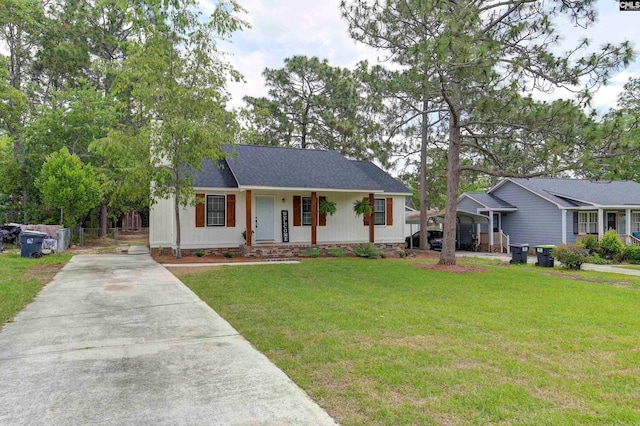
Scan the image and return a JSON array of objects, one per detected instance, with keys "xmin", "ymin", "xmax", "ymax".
[
  {"xmin": 413, "ymin": 263, "xmax": 489, "ymax": 273},
  {"xmin": 152, "ymin": 254, "xmax": 267, "ymax": 264}
]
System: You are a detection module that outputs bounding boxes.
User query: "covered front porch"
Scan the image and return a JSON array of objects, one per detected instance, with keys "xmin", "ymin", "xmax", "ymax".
[{"xmin": 572, "ymin": 208, "xmax": 640, "ymax": 246}]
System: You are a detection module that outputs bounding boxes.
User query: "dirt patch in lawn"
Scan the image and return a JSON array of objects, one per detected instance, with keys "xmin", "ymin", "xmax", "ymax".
[
  {"xmin": 413, "ymin": 263, "xmax": 489, "ymax": 273},
  {"xmin": 31, "ymin": 264, "xmax": 66, "ymax": 284}
]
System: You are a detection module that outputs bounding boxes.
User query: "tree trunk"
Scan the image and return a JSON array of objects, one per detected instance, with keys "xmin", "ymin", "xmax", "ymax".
[
  {"xmin": 439, "ymin": 115, "xmax": 461, "ymax": 265},
  {"xmin": 174, "ymin": 195, "xmax": 182, "ymax": 258},
  {"xmin": 100, "ymin": 203, "xmax": 107, "ymax": 237},
  {"xmin": 419, "ymin": 100, "xmax": 429, "ymax": 250}
]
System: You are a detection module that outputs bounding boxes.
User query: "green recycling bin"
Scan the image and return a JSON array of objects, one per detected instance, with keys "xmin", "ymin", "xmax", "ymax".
[
  {"xmin": 535, "ymin": 245, "xmax": 555, "ymax": 267},
  {"xmin": 20, "ymin": 231, "xmax": 47, "ymax": 258}
]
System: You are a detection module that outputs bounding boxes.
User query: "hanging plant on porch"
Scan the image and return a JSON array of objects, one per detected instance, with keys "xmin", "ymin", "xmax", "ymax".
[
  {"xmin": 353, "ymin": 198, "xmax": 372, "ymax": 217},
  {"xmin": 319, "ymin": 199, "xmax": 337, "ymax": 216}
]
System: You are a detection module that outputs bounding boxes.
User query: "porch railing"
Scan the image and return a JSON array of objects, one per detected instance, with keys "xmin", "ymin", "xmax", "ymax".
[{"xmin": 629, "ymin": 234, "xmax": 640, "ymax": 246}]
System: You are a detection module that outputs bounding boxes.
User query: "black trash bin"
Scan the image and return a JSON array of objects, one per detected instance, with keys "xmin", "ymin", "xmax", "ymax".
[
  {"xmin": 509, "ymin": 244, "xmax": 529, "ymax": 264},
  {"xmin": 534, "ymin": 245, "xmax": 555, "ymax": 267},
  {"xmin": 20, "ymin": 231, "xmax": 47, "ymax": 258}
]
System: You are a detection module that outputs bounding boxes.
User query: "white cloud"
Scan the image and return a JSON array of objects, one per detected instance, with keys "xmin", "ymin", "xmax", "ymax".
[{"xmin": 209, "ymin": 0, "xmax": 640, "ymax": 111}]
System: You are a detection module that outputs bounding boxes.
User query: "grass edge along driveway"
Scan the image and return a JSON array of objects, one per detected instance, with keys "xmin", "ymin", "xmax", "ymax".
[
  {"xmin": 177, "ymin": 258, "xmax": 640, "ymax": 426},
  {"xmin": 0, "ymin": 252, "xmax": 72, "ymax": 326}
]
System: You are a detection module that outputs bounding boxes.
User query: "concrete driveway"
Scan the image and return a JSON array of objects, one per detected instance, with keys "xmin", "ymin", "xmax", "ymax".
[{"xmin": 0, "ymin": 254, "xmax": 336, "ymax": 425}]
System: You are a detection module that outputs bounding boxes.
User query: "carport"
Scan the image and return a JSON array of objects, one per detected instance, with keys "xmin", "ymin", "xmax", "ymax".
[{"xmin": 405, "ymin": 209, "xmax": 490, "ymax": 250}]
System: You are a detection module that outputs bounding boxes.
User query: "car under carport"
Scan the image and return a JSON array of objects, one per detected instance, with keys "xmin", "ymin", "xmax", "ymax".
[{"xmin": 405, "ymin": 209, "xmax": 490, "ymax": 250}]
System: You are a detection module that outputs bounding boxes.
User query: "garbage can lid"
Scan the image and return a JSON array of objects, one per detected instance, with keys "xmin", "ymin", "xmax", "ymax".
[
  {"xmin": 21, "ymin": 230, "xmax": 48, "ymax": 237},
  {"xmin": 534, "ymin": 245, "xmax": 556, "ymax": 248},
  {"xmin": 509, "ymin": 243, "xmax": 530, "ymax": 247}
]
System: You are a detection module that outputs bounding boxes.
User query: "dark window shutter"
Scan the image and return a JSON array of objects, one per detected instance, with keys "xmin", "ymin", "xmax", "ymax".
[
  {"xmin": 319, "ymin": 196, "xmax": 327, "ymax": 226},
  {"xmin": 226, "ymin": 194, "xmax": 236, "ymax": 227},
  {"xmin": 386, "ymin": 197, "xmax": 393, "ymax": 226},
  {"xmin": 293, "ymin": 196, "xmax": 301, "ymax": 226},
  {"xmin": 195, "ymin": 193, "xmax": 205, "ymax": 228},
  {"xmin": 363, "ymin": 197, "xmax": 370, "ymax": 226},
  {"xmin": 573, "ymin": 211, "xmax": 578, "ymax": 234}
]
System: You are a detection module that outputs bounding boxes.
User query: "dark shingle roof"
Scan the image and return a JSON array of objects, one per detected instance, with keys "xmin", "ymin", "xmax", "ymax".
[
  {"xmin": 464, "ymin": 192, "xmax": 516, "ymax": 209},
  {"xmin": 192, "ymin": 159, "xmax": 238, "ymax": 188},
  {"xmin": 349, "ymin": 161, "xmax": 412, "ymax": 194},
  {"xmin": 506, "ymin": 178, "xmax": 640, "ymax": 207},
  {"xmin": 189, "ymin": 144, "xmax": 410, "ymax": 193}
]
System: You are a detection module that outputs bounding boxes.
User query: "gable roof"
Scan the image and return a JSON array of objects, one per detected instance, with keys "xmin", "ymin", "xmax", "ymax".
[
  {"xmin": 193, "ymin": 159, "xmax": 237, "ymax": 188},
  {"xmin": 193, "ymin": 144, "xmax": 411, "ymax": 194},
  {"xmin": 490, "ymin": 178, "xmax": 640, "ymax": 207},
  {"xmin": 349, "ymin": 160, "xmax": 413, "ymax": 194},
  {"xmin": 461, "ymin": 192, "xmax": 517, "ymax": 210}
]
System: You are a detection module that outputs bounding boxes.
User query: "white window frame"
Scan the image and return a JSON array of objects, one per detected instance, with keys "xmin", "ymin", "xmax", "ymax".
[
  {"xmin": 632, "ymin": 212, "xmax": 640, "ymax": 233},
  {"xmin": 206, "ymin": 195, "xmax": 225, "ymax": 227},
  {"xmin": 578, "ymin": 211, "xmax": 598, "ymax": 235},
  {"xmin": 374, "ymin": 198, "xmax": 386, "ymax": 226},
  {"xmin": 302, "ymin": 197, "xmax": 312, "ymax": 226}
]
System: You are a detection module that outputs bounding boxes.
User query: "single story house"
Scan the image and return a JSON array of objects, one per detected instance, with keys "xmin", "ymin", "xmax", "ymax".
[
  {"xmin": 459, "ymin": 177, "xmax": 640, "ymax": 252},
  {"xmin": 149, "ymin": 144, "xmax": 412, "ymax": 256}
]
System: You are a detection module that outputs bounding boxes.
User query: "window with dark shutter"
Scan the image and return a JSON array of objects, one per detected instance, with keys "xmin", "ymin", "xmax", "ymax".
[
  {"xmin": 226, "ymin": 194, "xmax": 236, "ymax": 227},
  {"xmin": 206, "ymin": 195, "xmax": 225, "ymax": 226},
  {"xmin": 195, "ymin": 193, "xmax": 205, "ymax": 228},
  {"xmin": 293, "ymin": 196, "xmax": 301, "ymax": 226},
  {"xmin": 319, "ymin": 196, "xmax": 327, "ymax": 226}
]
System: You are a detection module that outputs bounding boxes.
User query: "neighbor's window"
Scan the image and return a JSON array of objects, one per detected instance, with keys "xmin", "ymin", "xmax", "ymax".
[
  {"xmin": 578, "ymin": 211, "xmax": 598, "ymax": 234},
  {"xmin": 302, "ymin": 197, "xmax": 312, "ymax": 226},
  {"xmin": 632, "ymin": 212, "xmax": 640, "ymax": 233},
  {"xmin": 374, "ymin": 198, "xmax": 386, "ymax": 225},
  {"xmin": 206, "ymin": 195, "xmax": 225, "ymax": 226}
]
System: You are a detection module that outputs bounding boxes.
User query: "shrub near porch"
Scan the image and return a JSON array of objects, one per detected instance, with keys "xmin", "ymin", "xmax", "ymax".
[{"xmin": 178, "ymin": 258, "xmax": 640, "ymax": 425}]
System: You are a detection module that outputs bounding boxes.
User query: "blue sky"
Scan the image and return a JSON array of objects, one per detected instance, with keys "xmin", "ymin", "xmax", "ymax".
[{"xmin": 215, "ymin": 0, "xmax": 640, "ymax": 112}]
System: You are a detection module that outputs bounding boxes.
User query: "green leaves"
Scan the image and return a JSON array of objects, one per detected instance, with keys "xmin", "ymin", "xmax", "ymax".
[{"xmin": 36, "ymin": 147, "xmax": 101, "ymax": 227}]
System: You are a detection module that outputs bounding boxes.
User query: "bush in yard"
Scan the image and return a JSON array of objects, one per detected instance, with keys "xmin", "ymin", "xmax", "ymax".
[
  {"xmin": 223, "ymin": 251, "xmax": 233, "ymax": 258},
  {"xmin": 328, "ymin": 248, "xmax": 346, "ymax": 257},
  {"xmin": 622, "ymin": 245, "xmax": 640, "ymax": 264},
  {"xmin": 194, "ymin": 250, "xmax": 205, "ymax": 257},
  {"xmin": 600, "ymin": 229, "xmax": 624, "ymax": 260},
  {"xmin": 579, "ymin": 235, "xmax": 600, "ymax": 255},
  {"xmin": 554, "ymin": 244, "xmax": 589, "ymax": 270},
  {"xmin": 299, "ymin": 248, "xmax": 321, "ymax": 258},
  {"xmin": 354, "ymin": 243, "xmax": 380, "ymax": 259},
  {"xmin": 586, "ymin": 253, "xmax": 610, "ymax": 265}
]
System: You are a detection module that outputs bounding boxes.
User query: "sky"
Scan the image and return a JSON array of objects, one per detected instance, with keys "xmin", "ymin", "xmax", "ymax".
[{"xmin": 213, "ymin": 0, "xmax": 640, "ymax": 112}]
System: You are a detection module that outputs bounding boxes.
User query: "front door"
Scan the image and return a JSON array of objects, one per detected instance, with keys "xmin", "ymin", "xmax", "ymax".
[{"xmin": 255, "ymin": 196, "xmax": 275, "ymax": 241}]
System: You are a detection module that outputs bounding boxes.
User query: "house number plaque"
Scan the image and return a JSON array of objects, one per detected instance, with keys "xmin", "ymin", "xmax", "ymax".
[{"xmin": 281, "ymin": 210, "xmax": 290, "ymax": 242}]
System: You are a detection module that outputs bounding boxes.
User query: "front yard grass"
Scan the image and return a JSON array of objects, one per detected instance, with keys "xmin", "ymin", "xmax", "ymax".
[
  {"xmin": 0, "ymin": 252, "xmax": 71, "ymax": 325},
  {"xmin": 177, "ymin": 258, "xmax": 640, "ymax": 425}
]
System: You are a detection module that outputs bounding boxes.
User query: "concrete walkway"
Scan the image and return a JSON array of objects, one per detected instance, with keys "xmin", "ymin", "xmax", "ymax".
[
  {"xmin": 458, "ymin": 251, "xmax": 640, "ymax": 277},
  {"xmin": 0, "ymin": 254, "xmax": 336, "ymax": 425}
]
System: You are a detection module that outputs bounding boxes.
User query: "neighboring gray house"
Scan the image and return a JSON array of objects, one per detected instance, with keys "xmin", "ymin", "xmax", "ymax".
[{"xmin": 459, "ymin": 178, "xmax": 640, "ymax": 252}]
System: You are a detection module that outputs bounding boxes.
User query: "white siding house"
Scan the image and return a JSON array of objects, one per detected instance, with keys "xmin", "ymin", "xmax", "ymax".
[{"xmin": 149, "ymin": 145, "xmax": 411, "ymax": 255}]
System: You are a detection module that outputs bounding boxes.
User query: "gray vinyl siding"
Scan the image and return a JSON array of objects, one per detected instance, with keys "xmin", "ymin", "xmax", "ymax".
[
  {"xmin": 565, "ymin": 210, "xmax": 577, "ymax": 244},
  {"xmin": 458, "ymin": 197, "xmax": 483, "ymax": 212},
  {"xmin": 493, "ymin": 181, "xmax": 563, "ymax": 246},
  {"xmin": 458, "ymin": 197, "xmax": 489, "ymax": 233}
]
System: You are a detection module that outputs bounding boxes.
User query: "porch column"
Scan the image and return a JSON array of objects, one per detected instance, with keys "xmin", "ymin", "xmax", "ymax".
[
  {"xmin": 369, "ymin": 193, "xmax": 375, "ymax": 243},
  {"xmin": 627, "ymin": 208, "xmax": 632, "ymax": 244},
  {"xmin": 598, "ymin": 208, "xmax": 604, "ymax": 241},
  {"xmin": 561, "ymin": 209, "xmax": 567, "ymax": 245},
  {"xmin": 488, "ymin": 210, "xmax": 494, "ymax": 252},
  {"xmin": 245, "ymin": 190, "xmax": 252, "ymax": 246},
  {"xmin": 311, "ymin": 191, "xmax": 317, "ymax": 245}
]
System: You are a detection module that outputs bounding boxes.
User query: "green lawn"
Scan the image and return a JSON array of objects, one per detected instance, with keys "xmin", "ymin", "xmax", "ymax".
[
  {"xmin": 0, "ymin": 252, "xmax": 71, "ymax": 325},
  {"xmin": 177, "ymin": 258, "xmax": 640, "ymax": 425}
]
